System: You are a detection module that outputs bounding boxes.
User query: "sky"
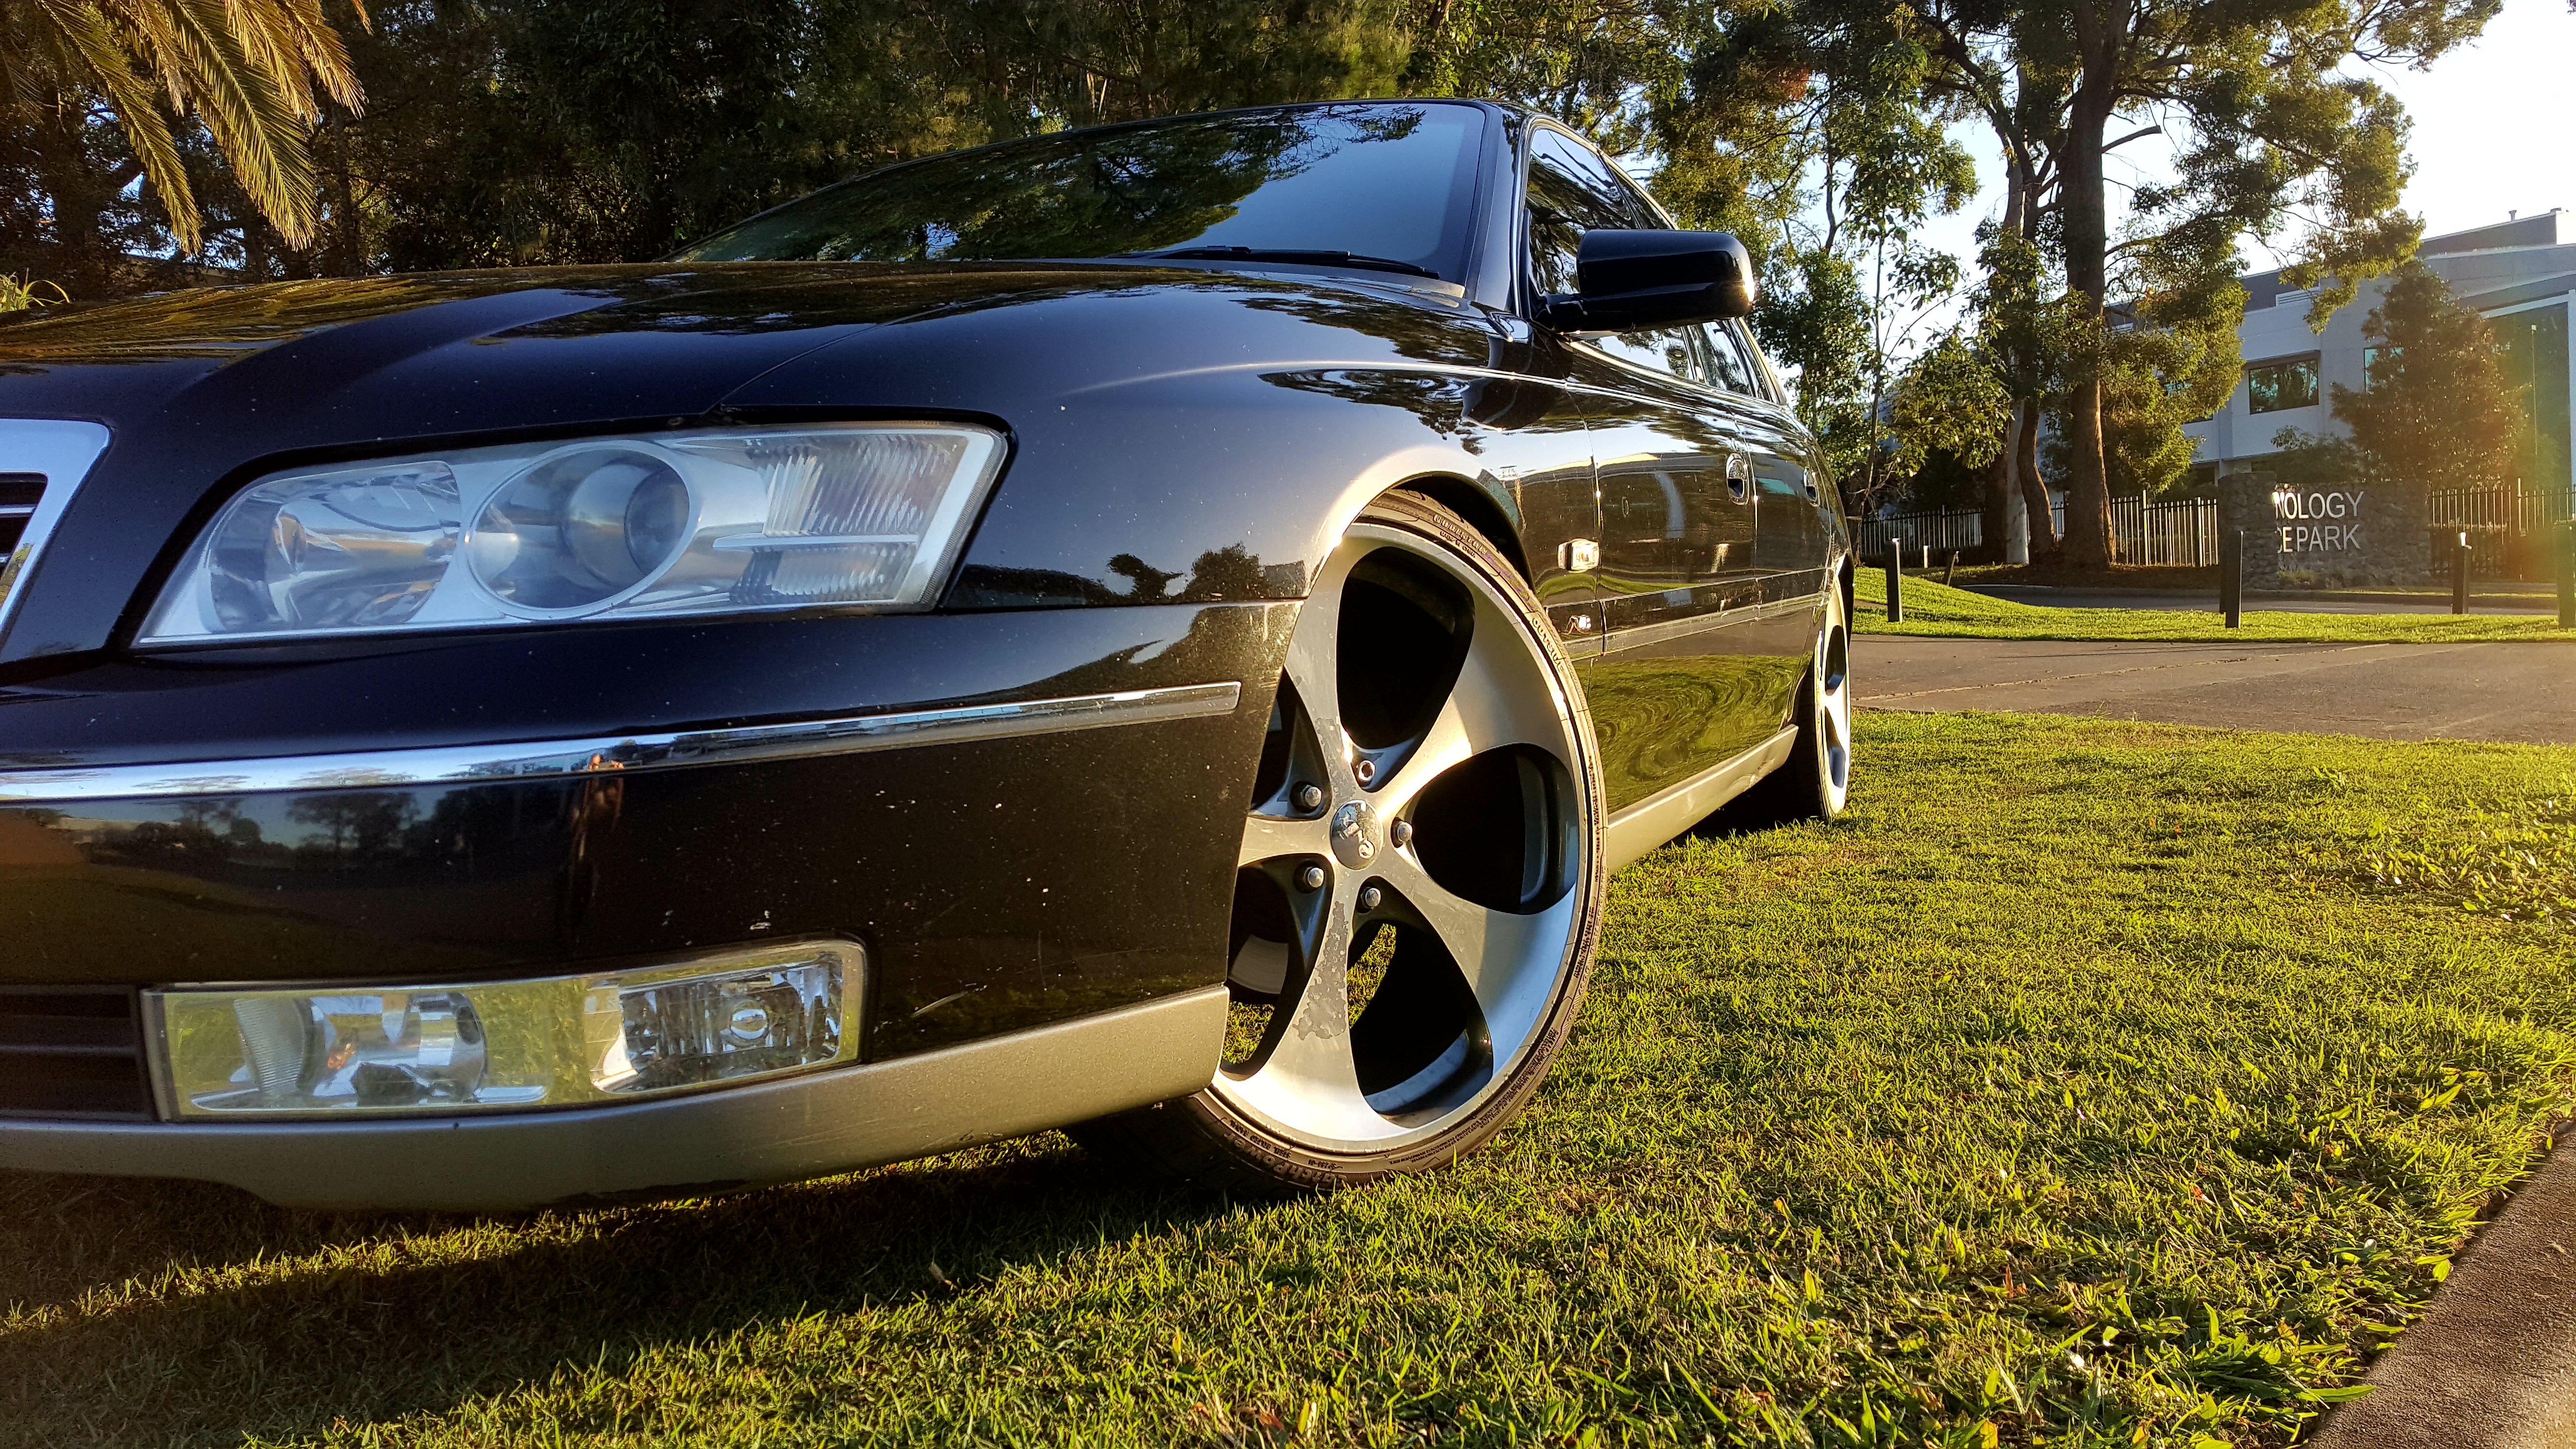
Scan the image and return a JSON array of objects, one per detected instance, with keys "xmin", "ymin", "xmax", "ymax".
[{"xmin": 1899, "ymin": 0, "xmax": 2575, "ymax": 332}]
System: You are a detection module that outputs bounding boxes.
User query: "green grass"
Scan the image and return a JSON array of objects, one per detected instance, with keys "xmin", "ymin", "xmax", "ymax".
[
  {"xmin": 1856, "ymin": 570, "xmax": 2576, "ymax": 643},
  {"xmin": 7, "ymin": 714, "xmax": 2576, "ymax": 1447}
]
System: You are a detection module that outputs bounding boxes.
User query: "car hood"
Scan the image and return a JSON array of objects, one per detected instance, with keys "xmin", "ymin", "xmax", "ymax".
[{"xmin": 0, "ymin": 261, "xmax": 1498, "ymax": 662}]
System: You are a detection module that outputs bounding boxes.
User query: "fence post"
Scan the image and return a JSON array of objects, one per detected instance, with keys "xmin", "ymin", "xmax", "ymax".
[
  {"xmin": 2452, "ymin": 531, "xmax": 2471, "ymax": 615},
  {"xmin": 2560, "ymin": 520, "xmax": 2575, "ymax": 628},
  {"xmin": 1885, "ymin": 535, "xmax": 1904, "ymax": 623},
  {"xmin": 2220, "ymin": 528, "xmax": 2242, "ymax": 629}
]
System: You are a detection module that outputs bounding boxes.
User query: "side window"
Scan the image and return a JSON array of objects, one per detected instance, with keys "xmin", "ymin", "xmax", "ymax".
[
  {"xmin": 1525, "ymin": 129, "xmax": 1630, "ymax": 297},
  {"xmin": 1526, "ymin": 129, "xmax": 1701, "ymax": 385},
  {"xmin": 1699, "ymin": 319, "xmax": 1763, "ymax": 396}
]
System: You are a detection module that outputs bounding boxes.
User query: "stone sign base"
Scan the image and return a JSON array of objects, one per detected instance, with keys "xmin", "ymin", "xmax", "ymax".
[{"xmin": 2218, "ymin": 472, "xmax": 2434, "ymax": 588}]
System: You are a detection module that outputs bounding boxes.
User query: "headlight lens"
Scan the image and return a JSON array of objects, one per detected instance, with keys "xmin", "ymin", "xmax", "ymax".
[
  {"xmin": 142, "ymin": 423, "xmax": 1005, "ymax": 644},
  {"xmin": 151, "ymin": 941, "xmax": 862, "ymax": 1117}
]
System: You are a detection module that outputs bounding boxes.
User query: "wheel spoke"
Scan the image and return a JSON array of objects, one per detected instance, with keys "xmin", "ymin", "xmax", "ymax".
[
  {"xmin": 1283, "ymin": 547, "xmax": 1360, "ymax": 798},
  {"xmin": 1259, "ymin": 904, "xmax": 1364, "ymax": 1097},
  {"xmin": 1376, "ymin": 852, "xmax": 1566, "ymax": 1056},
  {"xmin": 1239, "ymin": 810, "xmax": 1326, "ymax": 868},
  {"xmin": 1377, "ymin": 617, "xmax": 1568, "ymax": 813}
]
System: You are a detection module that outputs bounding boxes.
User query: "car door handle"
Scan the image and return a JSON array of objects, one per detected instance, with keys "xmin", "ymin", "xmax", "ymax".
[{"xmin": 1725, "ymin": 453, "xmax": 1753, "ymax": 503}]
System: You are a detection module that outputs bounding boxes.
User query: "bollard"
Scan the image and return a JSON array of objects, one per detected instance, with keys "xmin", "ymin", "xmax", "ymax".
[
  {"xmin": 2220, "ymin": 527, "xmax": 2242, "ymax": 629},
  {"xmin": 2560, "ymin": 521, "xmax": 2575, "ymax": 628},
  {"xmin": 2453, "ymin": 531, "xmax": 2470, "ymax": 615},
  {"xmin": 1885, "ymin": 535, "xmax": 1904, "ymax": 623},
  {"xmin": 1943, "ymin": 549, "xmax": 1959, "ymax": 587}
]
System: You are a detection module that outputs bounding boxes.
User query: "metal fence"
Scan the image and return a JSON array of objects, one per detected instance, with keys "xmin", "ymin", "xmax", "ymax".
[
  {"xmin": 1859, "ymin": 494, "xmax": 2221, "ymax": 567},
  {"xmin": 2428, "ymin": 481, "xmax": 2576, "ymax": 580},
  {"xmin": 2114, "ymin": 495, "xmax": 2221, "ymax": 567},
  {"xmin": 1851, "ymin": 508, "xmax": 1981, "ymax": 564}
]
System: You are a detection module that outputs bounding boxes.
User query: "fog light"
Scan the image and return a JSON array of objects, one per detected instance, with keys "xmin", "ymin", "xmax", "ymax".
[{"xmin": 151, "ymin": 941, "xmax": 862, "ymax": 1118}]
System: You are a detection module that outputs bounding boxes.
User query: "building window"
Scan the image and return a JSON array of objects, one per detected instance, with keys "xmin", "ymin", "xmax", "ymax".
[
  {"xmin": 2362, "ymin": 346, "xmax": 2400, "ymax": 391},
  {"xmin": 2247, "ymin": 355, "xmax": 2319, "ymax": 414}
]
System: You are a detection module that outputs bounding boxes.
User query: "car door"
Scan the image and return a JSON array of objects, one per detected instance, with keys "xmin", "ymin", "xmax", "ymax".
[{"xmin": 1522, "ymin": 126, "xmax": 1799, "ymax": 815}]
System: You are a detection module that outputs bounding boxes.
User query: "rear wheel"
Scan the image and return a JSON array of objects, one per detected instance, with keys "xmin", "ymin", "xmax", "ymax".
[
  {"xmin": 1078, "ymin": 492, "xmax": 1606, "ymax": 1192},
  {"xmin": 1732, "ymin": 580, "xmax": 1853, "ymax": 824}
]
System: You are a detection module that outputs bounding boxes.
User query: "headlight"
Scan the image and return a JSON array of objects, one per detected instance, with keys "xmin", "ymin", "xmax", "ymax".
[
  {"xmin": 141, "ymin": 423, "xmax": 1005, "ymax": 644},
  {"xmin": 150, "ymin": 941, "xmax": 862, "ymax": 1117}
]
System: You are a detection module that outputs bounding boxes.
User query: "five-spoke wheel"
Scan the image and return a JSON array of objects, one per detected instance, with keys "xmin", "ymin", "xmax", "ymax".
[{"xmin": 1079, "ymin": 492, "xmax": 1606, "ymax": 1190}]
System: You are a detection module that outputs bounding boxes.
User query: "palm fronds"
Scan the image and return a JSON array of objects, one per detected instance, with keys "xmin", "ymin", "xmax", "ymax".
[{"xmin": 3, "ymin": 0, "xmax": 368, "ymax": 253}]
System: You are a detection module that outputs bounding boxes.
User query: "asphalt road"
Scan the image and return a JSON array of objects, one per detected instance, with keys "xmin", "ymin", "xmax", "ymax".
[{"xmin": 1857, "ymin": 637, "xmax": 2576, "ymax": 744}]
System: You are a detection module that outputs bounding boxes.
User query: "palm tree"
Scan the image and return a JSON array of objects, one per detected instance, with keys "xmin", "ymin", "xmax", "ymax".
[{"xmin": 2, "ymin": 0, "xmax": 367, "ymax": 255}]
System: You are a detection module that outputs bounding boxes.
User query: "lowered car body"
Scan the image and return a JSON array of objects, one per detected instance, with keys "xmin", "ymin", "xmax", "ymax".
[{"xmin": 0, "ymin": 100, "xmax": 1851, "ymax": 1208}]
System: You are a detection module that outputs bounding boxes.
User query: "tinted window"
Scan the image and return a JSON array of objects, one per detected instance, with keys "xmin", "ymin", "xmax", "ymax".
[
  {"xmin": 1525, "ymin": 128, "xmax": 1635, "ymax": 296},
  {"xmin": 680, "ymin": 103, "xmax": 1485, "ymax": 281},
  {"xmin": 2247, "ymin": 355, "xmax": 2319, "ymax": 414},
  {"xmin": 1526, "ymin": 129, "xmax": 1703, "ymax": 382},
  {"xmin": 1701, "ymin": 320, "xmax": 1766, "ymax": 396}
]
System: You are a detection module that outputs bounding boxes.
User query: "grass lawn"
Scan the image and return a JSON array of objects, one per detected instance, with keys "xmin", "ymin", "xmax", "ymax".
[
  {"xmin": 7, "ymin": 714, "xmax": 2576, "ymax": 1447},
  {"xmin": 1856, "ymin": 570, "xmax": 2576, "ymax": 644}
]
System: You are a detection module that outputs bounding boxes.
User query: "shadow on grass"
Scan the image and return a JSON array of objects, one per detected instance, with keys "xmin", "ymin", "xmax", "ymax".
[{"xmin": 0, "ymin": 1139, "xmax": 1234, "ymax": 1447}]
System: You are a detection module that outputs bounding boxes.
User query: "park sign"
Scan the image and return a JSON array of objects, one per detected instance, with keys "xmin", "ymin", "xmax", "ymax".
[{"xmin": 2218, "ymin": 472, "xmax": 2434, "ymax": 586}]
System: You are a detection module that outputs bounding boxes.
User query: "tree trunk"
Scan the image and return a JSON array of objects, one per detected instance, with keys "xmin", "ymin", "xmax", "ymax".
[
  {"xmin": 2057, "ymin": 0, "xmax": 2124, "ymax": 571},
  {"xmin": 2015, "ymin": 396, "xmax": 2058, "ymax": 563},
  {"xmin": 1985, "ymin": 403, "xmax": 2020, "ymax": 562}
]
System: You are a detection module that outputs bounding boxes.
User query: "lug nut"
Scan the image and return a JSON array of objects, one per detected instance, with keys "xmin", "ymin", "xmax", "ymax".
[
  {"xmin": 1297, "ymin": 864, "xmax": 1327, "ymax": 892},
  {"xmin": 1354, "ymin": 758, "xmax": 1377, "ymax": 784},
  {"xmin": 1293, "ymin": 782, "xmax": 1324, "ymax": 811},
  {"xmin": 1390, "ymin": 819, "xmax": 1414, "ymax": 848},
  {"xmin": 1358, "ymin": 885, "xmax": 1382, "ymax": 912}
]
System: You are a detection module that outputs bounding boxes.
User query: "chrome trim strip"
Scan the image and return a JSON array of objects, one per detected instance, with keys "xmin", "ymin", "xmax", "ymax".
[
  {"xmin": 0, "ymin": 680, "xmax": 1243, "ymax": 804},
  {"xmin": 0, "ymin": 419, "xmax": 113, "ymax": 638},
  {"xmin": 1598, "ymin": 590, "xmax": 1819, "ymax": 657}
]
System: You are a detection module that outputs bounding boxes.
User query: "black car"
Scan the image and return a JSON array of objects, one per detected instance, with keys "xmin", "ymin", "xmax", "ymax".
[{"xmin": 0, "ymin": 100, "xmax": 1852, "ymax": 1209}]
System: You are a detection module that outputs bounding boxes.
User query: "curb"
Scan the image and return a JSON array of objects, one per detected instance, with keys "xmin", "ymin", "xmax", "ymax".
[
  {"xmin": 2312, "ymin": 1136, "xmax": 2576, "ymax": 1447},
  {"xmin": 1963, "ymin": 585, "xmax": 2554, "ymax": 606}
]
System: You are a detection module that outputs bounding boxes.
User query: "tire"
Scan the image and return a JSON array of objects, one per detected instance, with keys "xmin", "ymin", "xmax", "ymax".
[
  {"xmin": 1074, "ymin": 491, "xmax": 1608, "ymax": 1193},
  {"xmin": 1728, "ymin": 577, "xmax": 1854, "ymax": 826}
]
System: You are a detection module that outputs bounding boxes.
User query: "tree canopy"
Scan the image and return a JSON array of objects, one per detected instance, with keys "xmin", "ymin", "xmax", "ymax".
[
  {"xmin": 2274, "ymin": 261, "xmax": 2531, "ymax": 494},
  {"xmin": 0, "ymin": 0, "xmax": 2515, "ymax": 571}
]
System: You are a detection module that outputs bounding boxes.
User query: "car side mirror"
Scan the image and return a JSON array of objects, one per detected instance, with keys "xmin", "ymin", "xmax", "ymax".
[{"xmin": 1543, "ymin": 230, "xmax": 1755, "ymax": 333}]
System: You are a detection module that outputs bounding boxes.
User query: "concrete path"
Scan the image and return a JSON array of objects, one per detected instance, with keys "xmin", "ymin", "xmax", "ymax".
[
  {"xmin": 1964, "ymin": 584, "xmax": 2560, "ymax": 616},
  {"xmin": 2311, "ymin": 1141, "xmax": 2576, "ymax": 1449},
  {"xmin": 1857, "ymin": 637, "xmax": 2576, "ymax": 745}
]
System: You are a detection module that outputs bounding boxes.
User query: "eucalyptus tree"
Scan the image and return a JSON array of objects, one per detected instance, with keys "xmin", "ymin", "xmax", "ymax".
[{"xmin": 2028, "ymin": 0, "xmax": 2486, "ymax": 566}]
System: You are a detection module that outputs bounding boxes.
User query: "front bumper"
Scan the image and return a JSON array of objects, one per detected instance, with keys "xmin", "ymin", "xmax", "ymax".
[
  {"xmin": 0, "ymin": 987, "xmax": 1225, "ymax": 1209},
  {"xmin": 0, "ymin": 602, "xmax": 1284, "ymax": 1194}
]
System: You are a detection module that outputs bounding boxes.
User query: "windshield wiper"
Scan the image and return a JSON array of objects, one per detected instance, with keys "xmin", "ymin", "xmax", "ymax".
[{"xmin": 1127, "ymin": 246, "xmax": 1443, "ymax": 280}]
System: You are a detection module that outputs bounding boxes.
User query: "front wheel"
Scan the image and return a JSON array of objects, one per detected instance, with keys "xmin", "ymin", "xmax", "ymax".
[{"xmin": 1076, "ymin": 492, "xmax": 1607, "ymax": 1192}]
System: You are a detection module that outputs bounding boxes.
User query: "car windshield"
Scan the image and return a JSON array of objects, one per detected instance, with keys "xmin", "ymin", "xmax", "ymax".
[{"xmin": 674, "ymin": 103, "xmax": 1486, "ymax": 281}]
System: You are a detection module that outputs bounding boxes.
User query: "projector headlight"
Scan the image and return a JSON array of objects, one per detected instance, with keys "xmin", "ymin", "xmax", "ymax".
[
  {"xmin": 149, "ymin": 941, "xmax": 862, "ymax": 1118},
  {"xmin": 140, "ymin": 423, "xmax": 1005, "ymax": 644}
]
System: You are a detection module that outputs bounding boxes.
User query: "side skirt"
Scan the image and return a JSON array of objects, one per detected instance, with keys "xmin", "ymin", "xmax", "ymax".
[
  {"xmin": 0, "ymin": 986, "xmax": 1229, "ymax": 1211},
  {"xmin": 1600, "ymin": 725, "xmax": 1800, "ymax": 874}
]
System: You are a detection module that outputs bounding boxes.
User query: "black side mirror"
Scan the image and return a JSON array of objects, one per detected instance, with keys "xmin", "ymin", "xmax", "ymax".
[{"xmin": 1544, "ymin": 230, "xmax": 1755, "ymax": 333}]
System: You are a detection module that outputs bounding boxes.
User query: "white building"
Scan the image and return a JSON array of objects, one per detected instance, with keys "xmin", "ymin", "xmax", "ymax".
[{"xmin": 2183, "ymin": 211, "xmax": 2573, "ymax": 493}]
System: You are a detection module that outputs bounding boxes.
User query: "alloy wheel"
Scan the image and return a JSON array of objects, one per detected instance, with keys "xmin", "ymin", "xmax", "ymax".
[{"xmin": 1214, "ymin": 518, "xmax": 1595, "ymax": 1153}]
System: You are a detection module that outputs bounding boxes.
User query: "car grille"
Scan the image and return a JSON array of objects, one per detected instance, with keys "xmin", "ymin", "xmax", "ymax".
[{"xmin": 0, "ymin": 986, "xmax": 155, "ymax": 1119}]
